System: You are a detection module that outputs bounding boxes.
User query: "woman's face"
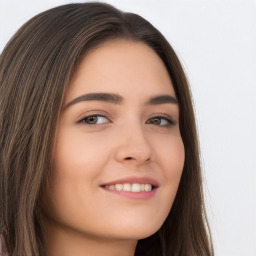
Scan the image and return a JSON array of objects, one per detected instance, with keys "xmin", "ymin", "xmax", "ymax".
[{"xmin": 43, "ymin": 40, "xmax": 185, "ymax": 241}]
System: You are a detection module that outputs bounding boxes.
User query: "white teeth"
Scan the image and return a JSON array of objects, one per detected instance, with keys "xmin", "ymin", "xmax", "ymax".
[
  {"xmin": 104, "ymin": 183, "xmax": 153, "ymax": 192},
  {"xmin": 144, "ymin": 184, "xmax": 152, "ymax": 192},
  {"xmin": 123, "ymin": 183, "xmax": 131, "ymax": 191},
  {"xmin": 131, "ymin": 183, "xmax": 140, "ymax": 192},
  {"xmin": 115, "ymin": 184, "xmax": 123, "ymax": 191}
]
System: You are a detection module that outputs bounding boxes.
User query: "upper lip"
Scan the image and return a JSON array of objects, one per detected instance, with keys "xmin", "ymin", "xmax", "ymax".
[{"xmin": 100, "ymin": 176, "xmax": 159, "ymax": 188}]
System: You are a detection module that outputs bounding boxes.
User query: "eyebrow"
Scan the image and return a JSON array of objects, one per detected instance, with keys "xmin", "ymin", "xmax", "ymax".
[{"xmin": 63, "ymin": 92, "xmax": 178, "ymax": 110}]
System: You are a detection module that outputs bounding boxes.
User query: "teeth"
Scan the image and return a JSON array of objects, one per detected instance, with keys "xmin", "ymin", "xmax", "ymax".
[
  {"xmin": 144, "ymin": 184, "xmax": 152, "ymax": 192},
  {"xmin": 131, "ymin": 183, "xmax": 140, "ymax": 192},
  {"xmin": 123, "ymin": 183, "xmax": 131, "ymax": 191},
  {"xmin": 109, "ymin": 185, "xmax": 115, "ymax": 190},
  {"xmin": 115, "ymin": 184, "xmax": 123, "ymax": 191},
  {"xmin": 104, "ymin": 183, "xmax": 153, "ymax": 192}
]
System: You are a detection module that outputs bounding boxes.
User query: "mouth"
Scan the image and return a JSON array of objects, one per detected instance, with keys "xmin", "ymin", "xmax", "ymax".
[
  {"xmin": 101, "ymin": 183, "xmax": 157, "ymax": 192},
  {"xmin": 100, "ymin": 176, "xmax": 159, "ymax": 199}
]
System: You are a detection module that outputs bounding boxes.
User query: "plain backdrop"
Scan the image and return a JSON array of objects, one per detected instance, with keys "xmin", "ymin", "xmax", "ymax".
[{"xmin": 0, "ymin": 0, "xmax": 255, "ymax": 255}]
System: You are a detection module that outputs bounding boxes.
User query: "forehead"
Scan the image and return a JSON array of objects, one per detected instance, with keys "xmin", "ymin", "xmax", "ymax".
[{"xmin": 66, "ymin": 39, "xmax": 175, "ymax": 103}]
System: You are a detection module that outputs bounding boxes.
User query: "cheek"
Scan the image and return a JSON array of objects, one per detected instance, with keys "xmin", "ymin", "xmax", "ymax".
[
  {"xmin": 155, "ymin": 133, "xmax": 185, "ymax": 200},
  {"xmin": 47, "ymin": 128, "xmax": 109, "ymax": 216},
  {"xmin": 44, "ymin": 128, "xmax": 110, "ymax": 221},
  {"xmin": 53, "ymin": 127, "xmax": 109, "ymax": 180},
  {"xmin": 156, "ymin": 132, "xmax": 185, "ymax": 176}
]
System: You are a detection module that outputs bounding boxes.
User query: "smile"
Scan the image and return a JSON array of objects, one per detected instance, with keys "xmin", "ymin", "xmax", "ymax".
[
  {"xmin": 100, "ymin": 176, "xmax": 159, "ymax": 199},
  {"xmin": 103, "ymin": 183, "xmax": 153, "ymax": 192}
]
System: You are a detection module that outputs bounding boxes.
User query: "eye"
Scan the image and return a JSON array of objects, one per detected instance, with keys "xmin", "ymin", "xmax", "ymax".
[
  {"xmin": 78, "ymin": 114, "xmax": 175, "ymax": 127},
  {"xmin": 146, "ymin": 116, "xmax": 174, "ymax": 127},
  {"xmin": 78, "ymin": 115, "xmax": 109, "ymax": 125}
]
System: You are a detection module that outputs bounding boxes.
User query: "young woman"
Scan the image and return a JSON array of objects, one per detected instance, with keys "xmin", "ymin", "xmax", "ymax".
[{"xmin": 0, "ymin": 2, "xmax": 214, "ymax": 256}]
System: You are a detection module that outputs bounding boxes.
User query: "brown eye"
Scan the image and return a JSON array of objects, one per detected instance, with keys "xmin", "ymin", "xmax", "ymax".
[
  {"xmin": 79, "ymin": 115, "xmax": 109, "ymax": 125},
  {"xmin": 147, "ymin": 116, "xmax": 174, "ymax": 127},
  {"xmin": 150, "ymin": 118, "xmax": 161, "ymax": 125}
]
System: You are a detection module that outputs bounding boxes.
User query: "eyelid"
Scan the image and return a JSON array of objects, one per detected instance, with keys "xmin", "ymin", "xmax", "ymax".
[
  {"xmin": 149, "ymin": 114, "xmax": 176, "ymax": 127},
  {"xmin": 76, "ymin": 110, "xmax": 111, "ymax": 122},
  {"xmin": 78, "ymin": 114, "xmax": 110, "ymax": 125}
]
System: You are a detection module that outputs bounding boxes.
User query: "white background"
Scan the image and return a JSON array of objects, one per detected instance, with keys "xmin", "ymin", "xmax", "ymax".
[{"xmin": 1, "ymin": 0, "xmax": 255, "ymax": 255}]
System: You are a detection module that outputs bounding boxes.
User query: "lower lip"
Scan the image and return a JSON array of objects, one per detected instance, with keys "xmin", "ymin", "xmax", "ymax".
[{"xmin": 101, "ymin": 187, "xmax": 157, "ymax": 199}]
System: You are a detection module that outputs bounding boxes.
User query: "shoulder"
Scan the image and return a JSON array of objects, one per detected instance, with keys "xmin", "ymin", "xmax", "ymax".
[{"xmin": 0, "ymin": 234, "xmax": 9, "ymax": 256}]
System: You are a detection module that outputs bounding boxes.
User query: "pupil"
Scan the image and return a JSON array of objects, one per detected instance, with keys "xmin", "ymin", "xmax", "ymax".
[
  {"xmin": 87, "ymin": 116, "xmax": 97, "ymax": 124},
  {"xmin": 152, "ymin": 118, "xmax": 160, "ymax": 125}
]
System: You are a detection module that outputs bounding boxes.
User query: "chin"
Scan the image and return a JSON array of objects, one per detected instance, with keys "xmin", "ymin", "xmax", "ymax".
[{"xmin": 103, "ymin": 221, "xmax": 163, "ymax": 240}]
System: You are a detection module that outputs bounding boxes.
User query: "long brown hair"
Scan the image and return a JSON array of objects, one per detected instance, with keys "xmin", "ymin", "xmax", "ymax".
[{"xmin": 0, "ymin": 2, "xmax": 214, "ymax": 256}]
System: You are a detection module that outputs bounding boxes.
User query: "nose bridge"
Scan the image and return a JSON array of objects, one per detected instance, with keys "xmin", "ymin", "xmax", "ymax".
[{"xmin": 114, "ymin": 115, "xmax": 153, "ymax": 165}]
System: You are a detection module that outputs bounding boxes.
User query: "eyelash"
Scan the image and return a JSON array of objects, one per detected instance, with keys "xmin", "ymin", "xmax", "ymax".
[{"xmin": 78, "ymin": 114, "xmax": 175, "ymax": 127}]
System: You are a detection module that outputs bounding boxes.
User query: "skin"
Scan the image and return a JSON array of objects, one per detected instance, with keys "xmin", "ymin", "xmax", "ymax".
[{"xmin": 40, "ymin": 39, "xmax": 185, "ymax": 256}]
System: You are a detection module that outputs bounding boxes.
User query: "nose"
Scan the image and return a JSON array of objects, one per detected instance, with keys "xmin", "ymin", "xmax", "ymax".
[{"xmin": 114, "ymin": 124, "xmax": 153, "ymax": 166}]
